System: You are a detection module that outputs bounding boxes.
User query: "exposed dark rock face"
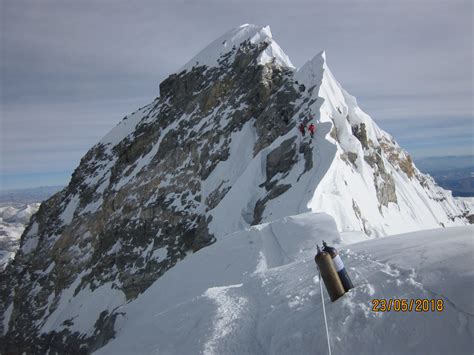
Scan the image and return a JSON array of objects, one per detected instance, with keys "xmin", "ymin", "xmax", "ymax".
[
  {"xmin": 399, "ymin": 155, "xmax": 415, "ymax": 179},
  {"xmin": 364, "ymin": 149, "xmax": 397, "ymax": 208},
  {"xmin": 330, "ymin": 126, "xmax": 338, "ymax": 142},
  {"xmin": 352, "ymin": 199, "xmax": 371, "ymax": 235},
  {"xmin": 205, "ymin": 183, "xmax": 232, "ymax": 210},
  {"xmin": 298, "ymin": 141, "xmax": 313, "ymax": 180},
  {"xmin": 265, "ymin": 137, "xmax": 298, "ymax": 187},
  {"xmin": 379, "ymin": 136, "xmax": 415, "ymax": 179},
  {"xmin": 347, "ymin": 152, "xmax": 358, "ymax": 167},
  {"xmin": 375, "ymin": 172, "xmax": 397, "ymax": 208},
  {"xmin": 253, "ymin": 184, "xmax": 292, "ymax": 224},
  {"xmin": 352, "ymin": 123, "xmax": 369, "ymax": 149},
  {"xmin": 0, "ymin": 36, "xmax": 302, "ymax": 354},
  {"xmin": 253, "ymin": 136, "xmax": 299, "ymax": 224},
  {"xmin": 340, "ymin": 151, "xmax": 358, "ymax": 169}
]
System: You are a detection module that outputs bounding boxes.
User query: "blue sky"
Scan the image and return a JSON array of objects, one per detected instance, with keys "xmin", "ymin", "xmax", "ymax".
[{"xmin": 1, "ymin": 0, "xmax": 473, "ymax": 190}]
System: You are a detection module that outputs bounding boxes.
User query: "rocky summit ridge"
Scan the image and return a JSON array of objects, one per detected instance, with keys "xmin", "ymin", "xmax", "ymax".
[{"xmin": 0, "ymin": 24, "xmax": 469, "ymax": 354}]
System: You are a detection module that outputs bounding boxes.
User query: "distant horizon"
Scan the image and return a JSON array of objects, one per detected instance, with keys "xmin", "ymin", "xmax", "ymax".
[
  {"xmin": 1, "ymin": 154, "xmax": 472, "ymax": 191},
  {"xmin": 0, "ymin": 184, "xmax": 66, "ymax": 192},
  {"xmin": 415, "ymin": 154, "xmax": 474, "ymax": 160}
]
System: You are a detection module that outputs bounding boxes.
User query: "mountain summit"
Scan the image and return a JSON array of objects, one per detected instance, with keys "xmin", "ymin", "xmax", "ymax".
[
  {"xmin": 180, "ymin": 24, "xmax": 294, "ymax": 71},
  {"xmin": 0, "ymin": 24, "xmax": 469, "ymax": 353}
]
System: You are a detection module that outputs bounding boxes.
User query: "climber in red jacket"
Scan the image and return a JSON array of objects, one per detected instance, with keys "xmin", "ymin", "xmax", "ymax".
[
  {"xmin": 298, "ymin": 122, "xmax": 306, "ymax": 136},
  {"xmin": 308, "ymin": 123, "xmax": 316, "ymax": 138}
]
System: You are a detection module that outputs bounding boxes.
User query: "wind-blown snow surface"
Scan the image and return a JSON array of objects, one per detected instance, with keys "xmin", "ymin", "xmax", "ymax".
[{"xmin": 95, "ymin": 214, "xmax": 473, "ymax": 355}]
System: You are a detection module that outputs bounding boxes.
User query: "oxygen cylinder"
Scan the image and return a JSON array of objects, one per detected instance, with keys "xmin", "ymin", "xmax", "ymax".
[
  {"xmin": 322, "ymin": 241, "xmax": 354, "ymax": 292},
  {"xmin": 314, "ymin": 245, "xmax": 345, "ymax": 302}
]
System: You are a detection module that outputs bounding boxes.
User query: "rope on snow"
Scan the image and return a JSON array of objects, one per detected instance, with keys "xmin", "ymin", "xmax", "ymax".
[{"xmin": 319, "ymin": 269, "xmax": 332, "ymax": 355}]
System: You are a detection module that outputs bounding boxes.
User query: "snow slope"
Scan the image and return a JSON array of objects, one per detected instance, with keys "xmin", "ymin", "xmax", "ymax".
[
  {"xmin": 296, "ymin": 51, "xmax": 463, "ymax": 236},
  {"xmin": 206, "ymin": 48, "xmax": 465, "ymax": 239},
  {"xmin": 456, "ymin": 197, "xmax": 474, "ymax": 215},
  {"xmin": 0, "ymin": 203, "xmax": 40, "ymax": 271},
  {"xmin": 95, "ymin": 214, "xmax": 473, "ymax": 355}
]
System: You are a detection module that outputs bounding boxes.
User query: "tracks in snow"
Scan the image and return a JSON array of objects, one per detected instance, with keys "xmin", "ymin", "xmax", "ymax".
[{"xmin": 201, "ymin": 242, "xmax": 474, "ymax": 354}]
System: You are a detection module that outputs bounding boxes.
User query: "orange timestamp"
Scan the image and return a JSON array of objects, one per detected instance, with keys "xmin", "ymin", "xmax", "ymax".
[{"xmin": 371, "ymin": 298, "xmax": 444, "ymax": 312}]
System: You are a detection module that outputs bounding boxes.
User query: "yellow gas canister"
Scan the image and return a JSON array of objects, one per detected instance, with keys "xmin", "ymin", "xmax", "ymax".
[{"xmin": 315, "ymin": 245, "xmax": 345, "ymax": 302}]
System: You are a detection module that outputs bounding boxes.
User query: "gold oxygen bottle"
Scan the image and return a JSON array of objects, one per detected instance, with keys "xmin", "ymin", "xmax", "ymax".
[
  {"xmin": 322, "ymin": 240, "xmax": 355, "ymax": 292},
  {"xmin": 314, "ymin": 245, "xmax": 345, "ymax": 302}
]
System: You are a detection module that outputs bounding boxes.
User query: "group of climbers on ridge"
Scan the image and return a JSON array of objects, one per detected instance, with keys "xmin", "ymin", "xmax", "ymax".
[{"xmin": 299, "ymin": 122, "xmax": 316, "ymax": 138}]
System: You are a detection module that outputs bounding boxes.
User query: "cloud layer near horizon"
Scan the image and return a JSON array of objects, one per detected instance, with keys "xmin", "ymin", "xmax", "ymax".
[{"xmin": 1, "ymin": 0, "xmax": 473, "ymax": 189}]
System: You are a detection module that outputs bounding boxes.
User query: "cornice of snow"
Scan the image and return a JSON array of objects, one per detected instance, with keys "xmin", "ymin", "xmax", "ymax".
[{"xmin": 179, "ymin": 24, "xmax": 295, "ymax": 72}]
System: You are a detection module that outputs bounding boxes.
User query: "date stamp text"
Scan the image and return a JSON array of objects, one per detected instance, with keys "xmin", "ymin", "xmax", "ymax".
[{"xmin": 371, "ymin": 299, "xmax": 444, "ymax": 312}]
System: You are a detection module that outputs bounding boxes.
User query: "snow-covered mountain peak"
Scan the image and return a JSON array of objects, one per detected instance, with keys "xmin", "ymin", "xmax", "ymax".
[
  {"xmin": 319, "ymin": 49, "xmax": 326, "ymax": 61},
  {"xmin": 1, "ymin": 25, "xmax": 469, "ymax": 353},
  {"xmin": 180, "ymin": 24, "xmax": 294, "ymax": 72},
  {"xmin": 310, "ymin": 49, "xmax": 327, "ymax": 67}
]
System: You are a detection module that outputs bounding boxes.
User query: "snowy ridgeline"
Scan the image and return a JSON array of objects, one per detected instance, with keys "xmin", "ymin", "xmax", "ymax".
[
  {"xmin": 0, "ymin": 203, "xmax": 40, "ymax": 271},
  {"xmin": 23, "ymin": 213, "xmax": 471, "ymax": 354}
]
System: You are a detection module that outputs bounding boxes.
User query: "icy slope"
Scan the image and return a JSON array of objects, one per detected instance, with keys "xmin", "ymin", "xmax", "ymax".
[{"xmin": 94, "ymin": 215, "xmax": 473, "ymax": 354}]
